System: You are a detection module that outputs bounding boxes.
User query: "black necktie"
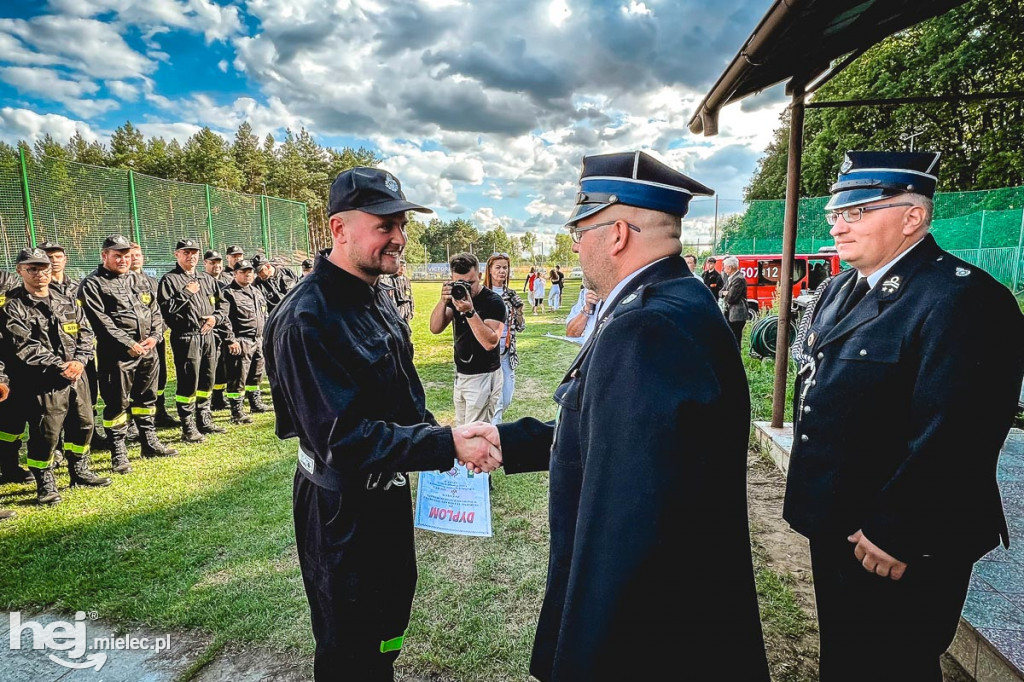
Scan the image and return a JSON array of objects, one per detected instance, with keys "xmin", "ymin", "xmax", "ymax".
[{"xmin": 836, "ymin": 277, "xmax": 870, "ymax": 320}]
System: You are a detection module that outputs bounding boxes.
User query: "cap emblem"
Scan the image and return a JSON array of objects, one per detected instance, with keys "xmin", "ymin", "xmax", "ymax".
[
  {"xmin": 840, "ymin": 154, "xmax": 853, "ymax": 174},
  {"xmin": 385, "ymin": 174, "xmax": 399, "ymax": 192}
]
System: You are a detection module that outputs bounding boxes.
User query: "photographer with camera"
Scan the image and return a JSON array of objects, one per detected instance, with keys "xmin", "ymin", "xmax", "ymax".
[{"xmin": 429, "ymin": 253, "xmax": 506, "ymax": 425}]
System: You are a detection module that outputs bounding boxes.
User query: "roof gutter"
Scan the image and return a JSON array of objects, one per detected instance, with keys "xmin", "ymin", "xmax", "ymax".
[{"xmin": 687, "ymin": 0, "xmax": 806, "ymax": 136}]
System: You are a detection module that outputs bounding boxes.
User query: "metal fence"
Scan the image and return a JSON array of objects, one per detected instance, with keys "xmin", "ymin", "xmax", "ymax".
[{"xmin": 0, "ymin": 149, "xmax": 310, "ymax": 278}]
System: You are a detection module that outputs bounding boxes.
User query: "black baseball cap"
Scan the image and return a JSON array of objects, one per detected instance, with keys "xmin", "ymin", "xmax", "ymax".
[
  {"xmin": 102, "ymin": 234, "xmax": 132, "ymax": 251},
  {"xmin": 37, "ymin": 240, "xmax": 65, "ymax": 252},
  {"xmin": 301, "ymin": 258, "xmax": 313, "ymax": 269},
  {"xmin": 226, "ymin": 245, "xmax": 244, "ymax": 256},
  {"xmin": 250, "ymin": 254, "xmax": 269, "ymax": 270},
  {"xmin": 328, "ymin": 167, "xmax": 432, "ymax": 216},
  {"xmin": 204, "ymin": 250, "xmax": 223, "ymax": 261},
  {"xmin": 233, "ymin": 259, "xmax": 255, "ymax": 271},
  {"xmin": 17, "ymin": 247, "xmax": 51, "ymax": 265},
  {"xmin": 175, "ymin": 238, "xmax": 200, "ymax": 251}
]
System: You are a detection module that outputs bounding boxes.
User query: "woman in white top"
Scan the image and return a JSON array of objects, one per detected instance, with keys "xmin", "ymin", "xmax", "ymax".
[{"xmin": 484, "ymin": 253, "xmax": 525, "ymax": 423}]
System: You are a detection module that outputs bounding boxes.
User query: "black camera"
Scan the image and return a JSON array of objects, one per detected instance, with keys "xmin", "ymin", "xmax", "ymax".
[{"xmin": 449, "ymin": 280, "xmax": 472, "ymax": 301}]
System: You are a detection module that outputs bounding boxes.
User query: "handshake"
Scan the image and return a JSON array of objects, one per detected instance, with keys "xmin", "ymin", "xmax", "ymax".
[{"xmin": 452, "ymin": 421, "xmax": 503, "ymax": 474}]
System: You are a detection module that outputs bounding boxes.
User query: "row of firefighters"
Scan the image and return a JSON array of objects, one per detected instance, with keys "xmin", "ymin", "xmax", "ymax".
[{"xmin": 0, "ymin": 236, "xmax": 301, "ymax": 509}]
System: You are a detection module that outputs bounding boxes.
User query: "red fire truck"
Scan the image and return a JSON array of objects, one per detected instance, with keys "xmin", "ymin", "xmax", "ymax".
[{"xmin": 716, "ymin": 247, "xmax": 844, "ymax": 319}]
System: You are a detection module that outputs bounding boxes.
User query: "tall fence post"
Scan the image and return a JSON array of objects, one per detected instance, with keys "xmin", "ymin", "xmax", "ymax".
[
  {"xmin": 979, "ymin": 210, "xmax": 986, "ymax": 249},
  {"xmin": 1014, "ymin": 208, "xmax": 1024, "ymax": 294},
  {"xmin": 128, "ymin": 170, "xmax": 141, "ymax": 244},
  {"xmin": 302, "ymin": 203, "xmax": 310, "ymax": 256},
  {"xmin": 18, "ymin": 146, "xmax": 36, "ymax": 246},
  {"xmin": 260, "ymin": 195, "xmax": 270, "ymax": 256},
  {"xmin": 204, "ymin": 184, "xmax": 215, "ymax": 250}
]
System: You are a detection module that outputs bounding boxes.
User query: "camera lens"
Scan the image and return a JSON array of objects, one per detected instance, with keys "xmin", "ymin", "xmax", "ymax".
[{"xmin": 451, "ymin": 281, "xmax": 469, "ymax": 300}]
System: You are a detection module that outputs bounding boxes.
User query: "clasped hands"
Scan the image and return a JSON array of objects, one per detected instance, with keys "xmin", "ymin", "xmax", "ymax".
[{"xmin": 452, "ymin": 421, "xmax": 502, "ymax": 475}]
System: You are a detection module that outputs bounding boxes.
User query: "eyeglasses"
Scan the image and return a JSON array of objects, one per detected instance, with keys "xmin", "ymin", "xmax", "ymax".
[
  {"xmin": 826, "ymin": 202, "xmax": 914, "ymax": 226},
  {"xmin": 567, "ymin": 220, "xmax": 642, "ymax": 244}
]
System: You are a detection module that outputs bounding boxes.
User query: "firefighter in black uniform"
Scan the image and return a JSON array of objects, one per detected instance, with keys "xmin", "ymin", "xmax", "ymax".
[
  {"xmin": 265, "ymin": 167, "xmax": 500, "ymax": 681},
  {"xmin": 80, "ymin": 235, "xmax": 178, "ymax": 474},
  {"xmin": 0, "ymin": 269, "xmax": 34, "ymax": 486},
  {"xmin": 299, "ymin": 258, "xmax": 313, "ymax": 280},
  {"xmin": 0, "ymin": 356, "xmax": 16, "ymax": 521},
  {"xmin": 158, "ymin": 238, "xmax": 228, "ymax": 443},
  {"xmin": 129, "ymin": 242, "xmax": 178, "ymax": 427},
  {"xmin": 204, "ymin": 250, "xmax": 230, "ymax": 410},
  {"xmin": 252, "ymin": 254, "xmax": 296, "ymax": 315},
  {"xmin": 225, "ymin": 245, "xmax": 245, "ymax": 276},
  {"xmin": 2, "ymin": 248, "xmax": 110, "ymax": 505},
  {"xmin": 221, "ymin": 259, "xmax": 268, "ymax": 424}
]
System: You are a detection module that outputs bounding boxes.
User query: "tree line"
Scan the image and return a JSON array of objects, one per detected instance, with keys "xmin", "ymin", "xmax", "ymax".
[
  {"xmin": 1, "ymin": 123, "xmax": 576, "ymax": 267},
  {"xmin": 729, "ymin": 0, "xmax": 1022, "ymax": 244}
]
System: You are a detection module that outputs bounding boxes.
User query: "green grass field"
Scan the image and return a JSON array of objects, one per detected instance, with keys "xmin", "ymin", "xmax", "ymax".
[{"xmin": 0, "ymin": 280, "xmax": 806, "ymax": 681}]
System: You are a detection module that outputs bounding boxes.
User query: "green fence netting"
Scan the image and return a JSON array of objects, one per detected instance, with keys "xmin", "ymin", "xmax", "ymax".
[
  {"xmin": 718, "ymin": 186, "xmax": 1024, "ymax": 290},
  {"xmin": 0, "ymin": 152, "xmax": 310, "ymax": 279}
]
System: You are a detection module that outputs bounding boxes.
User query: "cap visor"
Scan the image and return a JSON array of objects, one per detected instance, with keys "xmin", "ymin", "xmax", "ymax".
[
  {"xmin": 360, "ymin": 199, "xmax": 432, "ymax": 215},
  {"xmin": 106, "ymin": 245, "xmax": 132, "ymax": 251},
  {"xmin": 566, "ymin": 202, "xmax": 608, "ymax": 226},
  {"xmin": 21, "ymin": 257, "xmax": 52, "ymax": 265},
  {"xmin": 825, "ymin": 188, "xmax": 900, "ymax": 211}
]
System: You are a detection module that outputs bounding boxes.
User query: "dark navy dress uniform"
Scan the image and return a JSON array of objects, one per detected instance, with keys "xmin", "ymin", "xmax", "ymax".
[
  {"xmin": 784, "ymin": 151, "xmax": 1024, "ymax": 681},
  {"xmin": 496, "ymin": 151, "xmax": 769, "ymax": 682},
  {"xmin": 266, "ymin": 255, "xmax": 456, "ymax": 680}
]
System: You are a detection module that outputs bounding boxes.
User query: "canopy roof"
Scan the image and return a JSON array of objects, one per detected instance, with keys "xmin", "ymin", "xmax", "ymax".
[{"xmin": 687, "ymin": 0, "xmax": 970, "ymax": 135}]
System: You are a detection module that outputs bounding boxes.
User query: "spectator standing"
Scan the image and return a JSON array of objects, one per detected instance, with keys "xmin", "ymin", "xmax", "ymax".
[
  {"xmin": 702, "ymin": 256, "xmax": 724, "ymax": 298},
  {"xmin": 721, "ymin": 256, "xmax": 748, "ymax": 346},
  {"xmin": 484, "ymin": 253, "xmax": 525, "ymax": 423},
  {"xmin": 531, "ymin": 268, "xmax": 546, "ymax": 314}
]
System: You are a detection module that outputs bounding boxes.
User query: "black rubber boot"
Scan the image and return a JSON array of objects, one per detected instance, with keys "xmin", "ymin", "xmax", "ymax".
[
  {"xmin": 33, "ymin": 468, "xmax": 62, "ymax": 505},
  {"xmin": 229, "ymin": 398, "xmax": 252, "ymax": 424},
  {"xmin": 197, "ymin": 406, "xmax": 227, "ymax": 434},
  {"xmin": 0, "ymin": 447, "xmax": 33, "ymax": 484},
  {"xmin": 67, "ymin": 454, "xmax": 112, "ymax": 488},
  {"xmin": 248, "ymin": 390, "xmax": 270, "ymax": 414},
  {"xmin": 126, "ymin": 417, "xmax": 140, "ymax": 442},
  {"xmin": 179, "ymin": 407, "xmax": 205, "ymax": 443},
  {"xmin": 91, "ymin": 419, "xmax": 111, "ymax": 452},
  {"xmin": 155, "ymin": 400, "xmax": 179, "ymax": 427},
  {"xmin": 110, "ymin": 435, "xmax": 132, "ymax": 474},
  {"xmin": 140, "ymin": 428, "xmax": 178, "ymax": 457},
  {"xmin": 211, "ymin": 390, "xmax": 227, "ymax": 411}
]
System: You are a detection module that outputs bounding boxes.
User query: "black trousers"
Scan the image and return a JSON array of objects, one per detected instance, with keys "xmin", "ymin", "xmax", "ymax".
[
  {"xmin": 214, "ymin": 339, "xmax": 227, "ymax": 395},
  {"xmin": 729, "ymin": 320, "xmax": 745, "ymax": 346},
  {"xmin": 225, "ymin": 338, "xmax": 264, "ymax": 397},
  {"xmin": 293, "ymin": 471, "xmax": 415, "ymax": 682},
  {"xmin": 86, "ymin": 355, "xmax": 100, "ymax": 408},
  {"xmin": 809, "ymin": 536, "xmax": 973, "ymax": 682},
  {"xmin": 169, "ymin": 333, "xmax": 217, "ymax": 414},
  {"xmin": 25, "ymin": 376, "xmax": 93, "ymax": 470},
  {"xmin": 98, "ymin": 354, "xmax": 159, "ymax": 435},
  {"xmin": 156, "ymin": 338, "xmax": 169, "ymax": 398},
  {"xmin": 0, "ymin": 390, "xmax": 27, "ymax": 456}
]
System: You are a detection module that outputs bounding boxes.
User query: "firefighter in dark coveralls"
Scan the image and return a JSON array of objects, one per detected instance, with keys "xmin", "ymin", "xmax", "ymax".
[
  {"xmin": 204, "ymin": 250, "xmax": 230, "ymax": 411},
  {"xmin": 2, "ymin": 248, "xmax": 110, "ymax": 505},
  {"xmin": 130, "ymin": 242, "xmax": 178, "ymax": 427},
  {"xmin": 784, "ymin": 151, "xmax": 1024, "ymax": 680},
  {"xmin": 467, "ymin": 151, "xmax": 770, "ymax": 681},
  {"xmin": 0, "ymin": 268, "xmax": 33, "ymax": 487},
  {"xmin": 264, "ymin": 166, "xmax": 502, "ymax": 681},
  {"xmin": 79, "ymin": 235, "xmax": 178, "ymax": 475},
  {"xmin": 158, "ymin": 238, "xmax": 228, "ymax": 443},
  {"xmin": 221, "ymin": 259, "xmax": 268, "ymax": 424},
  {"xmin": 0, "ymin": 355, "xmax": 16, "ymax": 520}
]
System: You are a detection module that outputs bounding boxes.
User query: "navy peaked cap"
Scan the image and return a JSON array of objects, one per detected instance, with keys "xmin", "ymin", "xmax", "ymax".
[
  {"xmin": 826, "ymin": 150, "xmax": 941, "ymax": 211},
  {"xmin": 329, "ymin": 167, "xmax": 432, "ymax": 216},
  {"xmin": 233, "ymin": 259, "xmax": 255, "ymax": 271},
  {"xmin": 567, "ymin": 150, "xmax": 714, "ymax": 225}
]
